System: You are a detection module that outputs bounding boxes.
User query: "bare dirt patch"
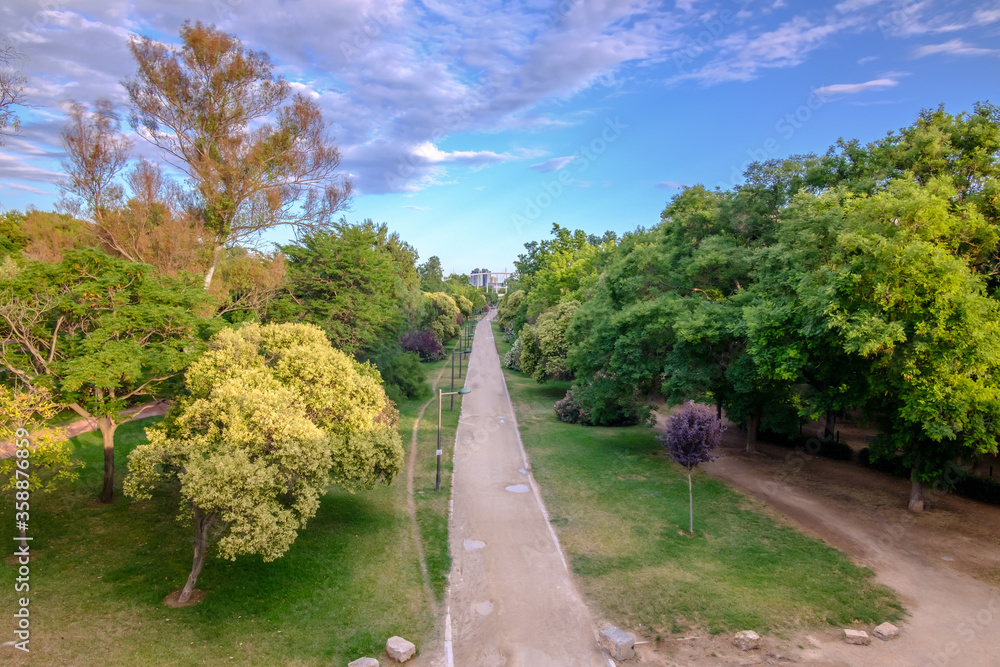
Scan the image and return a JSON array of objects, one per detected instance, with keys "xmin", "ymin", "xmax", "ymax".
[{"xmin": 635, "ymin": 413, "xmax": 1000, "ymax": 666}]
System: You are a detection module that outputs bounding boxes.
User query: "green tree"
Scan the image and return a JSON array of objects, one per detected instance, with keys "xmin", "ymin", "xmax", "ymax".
[
  {"xmin": 273, "ymin": 222, "xmax": 410, "ymax": 356},
  {"xmin": 418, "ymin": 255, "xmax": 444, "ymax": 292},
  {"xmin": 124, "ymin": 21, "xmax": 352, "ymax": 289},
  {"xmin": 518, "ymin": 300, "xmax": 579, "ymax": 383},
  {"xmin": 422, "ymin": 291, "xmax": 460, "ymax": 342},
  {"xmin": 0, "ymin": 248, "xmax": 217, "ymax": 502},
  {"xmin": 125, "ymin": 322, "xmax": 403, "ymax": 603}
]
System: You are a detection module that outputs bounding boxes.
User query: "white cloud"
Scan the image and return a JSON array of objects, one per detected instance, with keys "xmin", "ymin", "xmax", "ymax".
[
  {"xmin": 656, "ymin": 180, "xmax": 685, "ymax": 189},
  {"xmin": 529, "ymin": 156, "xmax": 577, "ymax": 172},
  {"xmin": 402, "ymin": 205, "xmax": 429, "ymax": 210},
  {"xmin": 814, "ymin": 77, "xmax": 898, "ymax": 96},
  {"xmin": 913, "ymin": 39, "xmax": 999, "ymax": 58}
]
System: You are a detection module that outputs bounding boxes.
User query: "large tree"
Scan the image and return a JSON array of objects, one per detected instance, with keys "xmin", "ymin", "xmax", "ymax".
[
  {"xmin": 123, "ymin": 21, "xmax": 353, "ymax": 289},
  {"xmin": 0, "ymin": 249, "xmax": 217, "ymax": 503},
  {"xmin": 125, "ymin": 323, "xmax": 404, "ymax": 604}
]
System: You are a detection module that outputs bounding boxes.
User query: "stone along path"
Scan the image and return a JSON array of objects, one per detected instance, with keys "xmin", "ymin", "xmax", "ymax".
[{"xmin": 445, "ymin": 313, "xmax": 608, "ymax": 667}]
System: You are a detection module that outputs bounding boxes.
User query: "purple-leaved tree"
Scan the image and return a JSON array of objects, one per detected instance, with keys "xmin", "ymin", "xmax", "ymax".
[{"xmin": 659, "ymin": 401, "xmax": 726, "ymax": 535}]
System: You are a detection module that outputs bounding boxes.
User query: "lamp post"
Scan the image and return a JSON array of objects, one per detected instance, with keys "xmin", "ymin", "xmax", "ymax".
[{"xmin": 438, "ymin": 387, "xmax": 472, "ymax": 491}]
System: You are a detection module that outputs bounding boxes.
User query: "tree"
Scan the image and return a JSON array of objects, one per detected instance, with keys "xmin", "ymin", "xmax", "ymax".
[
  {"xmin": 0, "ymin": 249, "xmax": 217, "ymax": 503},
  {"xmin": 518, "ymin": 300, "xmax": 579, "ymax": 383},
  {"xmin": 124, "ymin": 322, "xmax": 404, "ymax": 603},
  {"xmin": 272, "ymin": 221, "xmax": 416, "ymax": 356},
  {"xmin": 0, "ymin": 39, "xmax": 27, "ymax": 143},
  {"xmin": 418, "ymin": 255, "xmax": 444, "ymax": 291},
  {"xmin": 0, "ymin": 384, "xmax": 82, "ymax": 548},
  {"xmin": 659, "ymin": 401, "xmax": 724, "ymax": 535},
  {"xmin": 123, "ymin": 21, "xmax": 353, "ymax": 289},
  {"xmin": 59, "ymin": 99, "xmax": 133, "ymax": 243},
  {"xmin": 422, "ymin": 291, "xmax": 460, "ymax": 342}
]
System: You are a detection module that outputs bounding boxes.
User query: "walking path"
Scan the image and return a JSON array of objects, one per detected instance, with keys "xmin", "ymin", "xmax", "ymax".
[{"xmin": 445, "ymin": 313, "xmax": 608, "ymax": 667}]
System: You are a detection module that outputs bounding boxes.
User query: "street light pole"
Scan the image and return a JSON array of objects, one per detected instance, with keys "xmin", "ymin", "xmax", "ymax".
[{"xmin": 437, "ymin": 386, "xmax": 471, "ymax": 491}]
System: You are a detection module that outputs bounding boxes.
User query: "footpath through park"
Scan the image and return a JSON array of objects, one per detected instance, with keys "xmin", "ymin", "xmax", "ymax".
[{"xmin": 445, "ymin": 313, "xmax": 609, "ymax": 667}]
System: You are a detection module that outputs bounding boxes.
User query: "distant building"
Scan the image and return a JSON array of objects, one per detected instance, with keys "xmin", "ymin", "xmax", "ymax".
[{"xmin": 470, "ymin": 268, "xmax": 510, "ymax": 293}]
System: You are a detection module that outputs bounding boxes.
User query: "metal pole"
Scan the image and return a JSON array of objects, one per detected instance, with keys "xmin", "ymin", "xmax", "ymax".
[
  {"xmin": 436, "ymin": 390, "xmax": 442, "ymax": 492},
  {"xmin": 459, "ymin": 346, "xmax": 463, "ymax": 378},
  {"xmin": 450, "ymin": 349, "xmax": 455, "ymax": 411}
]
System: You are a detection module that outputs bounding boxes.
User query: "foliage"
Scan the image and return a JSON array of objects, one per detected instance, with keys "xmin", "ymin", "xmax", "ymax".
[
  {"xmin": 503, "ymin": 337, "xmax": 523, "ymax": 371},
  {"xmin": 0, "ymin": 385, "xmax": 81, "ymax": 493},
  {"xmin": 422, "ymin": 291, "xmax": 460, "ymax": 342},
  {"xmin": 17, "ymin": 209, "xmax": 97, "ymax": 263},
  {"xmin": 518, "ymin": 301, "xmax": 579, "ymax": 383},
  {"xmin": 758, "ymin": 428, "xmax": 855, "ymax": 461},
  {"xmin": 371, "ymin": 349, "xmax": 430, "ymax": 403},
  {"xmin": 125, "ymin": 322, "xmax": 404, "ymax": 602},
  {"xmin": 213, "ymin": 247, "xmax": 286, "ymax": 323},
  {"xmin": 273, "ymin": 221, "xmax": 418, "ymax": 356},
  {"xmin": 417, "ymin": 255, "xmax": 444, "ymax": 292},
  {"xmin": 496, "ymin": 289, "xmax": 526, "ymax": 332},
  {"xmin": 659, "ymin": 402, "xmax": 724, "ymax": 472},
  {"xmin": 553, "ymin": 390, "xmax": 589, "ymax": 425},
  {"xmin": 0, "ymin": 248, "xmax": 218, "ymax": 502},
  {"xmin": 401, "ymin": 329, "xmax": 446, "ymax": 362},
  {"xmin": 124, "ymin": 21, "xmax": 352, "ymax": 288}
]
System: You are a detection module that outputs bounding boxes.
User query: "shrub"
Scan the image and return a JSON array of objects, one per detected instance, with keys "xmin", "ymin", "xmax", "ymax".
[
  {"xmin": 554, "ymin": 390, "xmax": 590, "ymax": 425},
  {"xmin": 401, "ymin": 330, "xmax": 446, "ymax": 362},
  {"xmin": 502, "ymin": 325, "xmax": 517, "ymax": 343},
  {"xmin": 377, "ymin": 350, "xmax": 430, "ymax": 402},
  {"xmin": 658, "ymin": 401, "xmax": 726, "ymax": 534},
  {"xmin": 953, "ymin": 474, "xmax": 1000, "ymax": 506},
  {"xmin": 858, "ymin": 446, "xmax": 909, "ymax": 478},
  {"xmin": 759, "ymin": 428, "xmax": 854, "ymax": 461},
  {"xmin": 504, "ymin": 337, "xmax": 523, "ymax": 371}
]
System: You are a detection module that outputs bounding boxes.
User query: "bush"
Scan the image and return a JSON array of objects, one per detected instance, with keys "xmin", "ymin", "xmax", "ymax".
[
  {"xmin": 953, "ymin": 474, "xmax": 1000, "ymax": 506},
  {"xmin": 504, "ymin": 337, "xmax": 523, "ymax": 371},
  {"xmin": 401, "ymin": 330, "xmax": 446, "ymax": 362},
  {"xmin": 554, "ymin": 391, "xmax": 590, "ymax": 425},
  {"xmin": 502, "ymin": 325, "xmax": 516, "ymax": 343},
  {"xmin": 857, "ymin": 447, "xmax": 910, "ymax": 478},
  {"xmin": 759, "ymin": 428, "xmax": 855, "ymax": 461},
  {"xmin": 377, "ymin": 350, "xmax": 430, "ymax": 403}
]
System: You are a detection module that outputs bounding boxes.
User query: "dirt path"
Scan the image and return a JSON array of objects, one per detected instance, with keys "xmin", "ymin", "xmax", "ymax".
[
  {"xmin": 0, "ymin": 401, "xmax": 172, "ymax": 458},
  {"xmin": 445, "ymin": 313, "xmax": 609, "ymax": 667},
  {"xmin": 640, "ymin": 412, "xmax": 1000, "ymax": 666}
]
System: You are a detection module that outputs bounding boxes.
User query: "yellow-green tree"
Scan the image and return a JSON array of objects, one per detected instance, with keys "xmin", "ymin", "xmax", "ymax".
[{"xmin": 125, "ymin": 322, "xmax": 403, "ymax": 603}]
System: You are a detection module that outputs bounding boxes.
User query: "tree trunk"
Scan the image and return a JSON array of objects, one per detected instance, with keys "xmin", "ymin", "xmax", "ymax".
[
  {"xmin": 98, "ymin": 417, "xmax": 118, "ymax": 504},
  {"xmin": 823, "ymin": 410, "xmax": 837, "ymax": 441},
  {"xmin": 203, "ymin": 245, "xmax": 225, "ymax": 290},
  {"xmin": 179, "ymin": 507, "xmax": 214, "ymax": 604},
  {"xmin": 908, "ymin": 466, "xmax": 925, "ymax": 512},
  {"xmin": 687, "ymin": 471, "xmax": 694, "ymax": 535},
  {"xmin": 745, "ymin": 410, "xmax": 760, "ymax": 454}
]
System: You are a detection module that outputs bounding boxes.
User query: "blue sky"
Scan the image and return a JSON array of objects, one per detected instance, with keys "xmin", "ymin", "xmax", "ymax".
[{"xmin": 1, "ymin": 0, "xmax": 998, "ymax": 276}]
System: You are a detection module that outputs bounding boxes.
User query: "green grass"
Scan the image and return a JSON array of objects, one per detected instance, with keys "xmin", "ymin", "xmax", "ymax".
[
  {"xmin": 0, "ymin": 345, "xmax": 470, "ymax": 665},
  {"xmin": 492, "ymin": 321, "xmax": 903, "ymax": 636},
  {"xmin": 396, "ymin": 336, "xmax": 467, "ymax": 602}
]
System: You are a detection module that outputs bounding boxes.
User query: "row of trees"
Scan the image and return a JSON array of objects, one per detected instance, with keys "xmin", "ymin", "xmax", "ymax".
[
  {"xmin": 499, "ymin": 102, "xmax": 1000, "ymax": 512},
  {"xmin": 0, "ymin": 21, "xmax": 485, "ymax": 599}
]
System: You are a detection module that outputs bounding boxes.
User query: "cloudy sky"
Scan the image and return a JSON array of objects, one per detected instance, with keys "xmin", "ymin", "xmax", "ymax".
[{"xmin": 1, "ymin": 0, "xmax": 998, "ymax": 275}]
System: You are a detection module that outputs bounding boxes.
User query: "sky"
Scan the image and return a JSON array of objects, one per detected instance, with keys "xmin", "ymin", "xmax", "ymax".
[{"xmin": 0, "ymin": 0, "xmax": 998, "ymax": 276}]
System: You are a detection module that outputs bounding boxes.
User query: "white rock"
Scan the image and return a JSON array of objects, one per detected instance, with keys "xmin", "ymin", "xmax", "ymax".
[
  {"xmin": 844, "ymin": 629, "xmax": 870, "ymax": 645},
  {"xmin": 348, "ymin": 659, "xmax": 379, "ymax": 667},
  {"xmin": 873, "ymin": 622, "xmax": 900, "ymax": 640},
  {"xmin": 386, "ymin": 636, "xmax": 416, "ymax": 663},
  {"xmin": 599, "ymin": 626, "xmax": 635, "ymax": 660},
  {"xmin": 733, "ymin": 630, "xmax": 760, "ymax": 650}
]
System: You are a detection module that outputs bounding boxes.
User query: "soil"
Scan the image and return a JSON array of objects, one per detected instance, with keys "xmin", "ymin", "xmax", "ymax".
[
  {"xmin": 163, "ymin": 589, "xmax": 206, "ymax": 607},
  {"xmin": 631, "ymin": 413, "xmax": 1000, "ymax": 666}
]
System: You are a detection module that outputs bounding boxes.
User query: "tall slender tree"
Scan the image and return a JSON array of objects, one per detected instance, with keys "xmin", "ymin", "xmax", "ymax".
[{"xmin": 123, "ymin": 21, "xmax": 352, "ymax": 289}]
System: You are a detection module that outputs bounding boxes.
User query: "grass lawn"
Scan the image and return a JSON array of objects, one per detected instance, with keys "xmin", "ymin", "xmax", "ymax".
[
  {"xmin": 0, "ymin": 340, "xmax": 470, "ymax": 666},
  {"xmin": 492, "ymin": 321, "xmax": 903, "ymax": 637}
]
